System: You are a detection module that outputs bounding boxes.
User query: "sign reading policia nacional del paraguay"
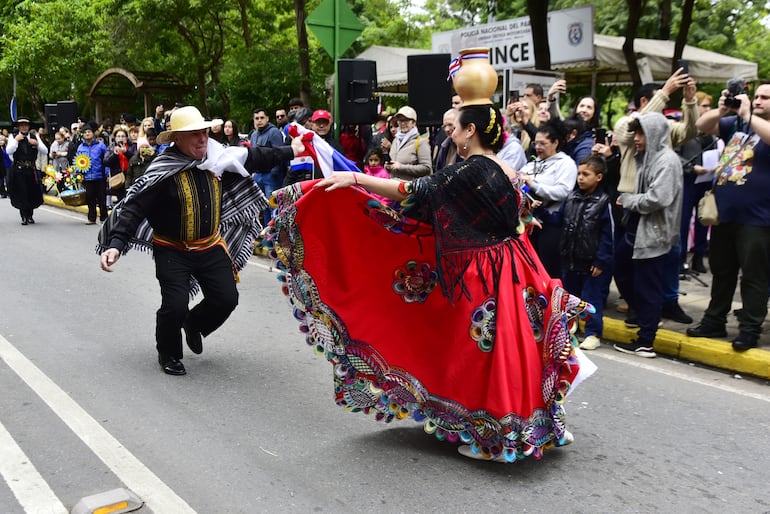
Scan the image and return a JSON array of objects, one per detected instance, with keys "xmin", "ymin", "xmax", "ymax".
[{"xmin": 431, "ymin": 5, "xmax": 595, "ymax": 70}]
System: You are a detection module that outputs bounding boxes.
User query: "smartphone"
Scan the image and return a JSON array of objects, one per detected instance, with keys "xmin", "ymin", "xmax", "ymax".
[
  {"xmin": 509, "ymin": 90, "xmax": 519, "ymax": 103},
  {"xmin": 593, "ymin": 127, "xmax": 607, "ymax": 143},
  {"xmin": 677, "ymin": 59, "xmax": 689, "ymax": 75}
]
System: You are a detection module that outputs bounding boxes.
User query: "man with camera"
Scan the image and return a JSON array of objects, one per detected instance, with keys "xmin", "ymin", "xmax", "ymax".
[
  {"xmin": 686, "ymin": 80, "xmax": 770, "ymax": 351},
  {"xmin": 6, "ymin": 117, "xmax": 47, "ymax": 225}
]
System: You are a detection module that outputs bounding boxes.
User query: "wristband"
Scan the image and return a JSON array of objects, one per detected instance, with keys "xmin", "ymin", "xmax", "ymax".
[{"xmin": 353, "ymin": 173, "xmax": 359, "ymax": 185}]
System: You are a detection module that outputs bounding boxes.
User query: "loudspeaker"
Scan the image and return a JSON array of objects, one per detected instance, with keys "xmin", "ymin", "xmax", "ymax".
[
  {"xmin": 337, "ymin": 59, "xmax": 377, "ymax": 125},
  {"xmin": 56, "ymin": 100, "xmax": 79, "ymax": 130},
  {"xmin": 44, "ymin": 104, "xmax": 58, "ymax": 132},
  {"xmin": 407, "ymin": 54, "xmax": 452, "ymax": 126}
]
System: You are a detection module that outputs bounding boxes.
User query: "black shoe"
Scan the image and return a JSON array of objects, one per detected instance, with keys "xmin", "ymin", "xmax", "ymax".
[
  {"xmin": 732, "ymin": 332, "xmax": 758, "ymax": 352},
  {"xmin": 613, "ymin": 340, "xmax": 656, "ymax": 358},
  {"xmin": 20, "ymin": 218, "xmax": 28, "ymax": 226},
  {"xmin": 26, "ymin": 217, "xmax": 34, "ymax": 224},
  {"xmin": 183, "ymin": 319, "xmax": 203, "ymax": 354},
  {"xmin": 686, "ymin": 323, "xmax": 727, "ymax": 338},
  {"xmin": 691, "ymin": 255, "xmax": 707, "ymax": 274},
  {"xmin": 661, "ymin": 302, "xmax": 693, "ymax": 324},
  {"xmin": 158, "ymin": 354, "xmax": 186, "ymax": 375},
  {"xmin": 623, "ymin": 317, "xmax": 639, "ymax": 329}
]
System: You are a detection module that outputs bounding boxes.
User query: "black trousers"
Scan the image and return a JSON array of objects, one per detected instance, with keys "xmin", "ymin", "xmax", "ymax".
[
  {"xmin": 84, "ymin": 179, "xmax": 108, "ymax": 222},
  {"xmin": 153, "ymin": 244, "xmax": 239, "ymax": 359},
  {"xmin": 702, "ymin": 223, "xmax": 770, "ymax": 337}
]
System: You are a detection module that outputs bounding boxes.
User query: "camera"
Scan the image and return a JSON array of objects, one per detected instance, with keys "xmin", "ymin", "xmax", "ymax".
[{"xmin": 724, "ymin": 78, "xmax": 748, "ymax": 110}]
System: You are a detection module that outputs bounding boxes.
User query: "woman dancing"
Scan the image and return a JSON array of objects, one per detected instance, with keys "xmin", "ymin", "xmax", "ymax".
[{"xmin": 268, "ymin": 100, "xmax": 593, "ymax": 463}]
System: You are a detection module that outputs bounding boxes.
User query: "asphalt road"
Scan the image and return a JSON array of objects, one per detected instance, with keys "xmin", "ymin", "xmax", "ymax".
[{"xmin": 1, "ymin": 201, "xmax": 770, "ymax": 513}]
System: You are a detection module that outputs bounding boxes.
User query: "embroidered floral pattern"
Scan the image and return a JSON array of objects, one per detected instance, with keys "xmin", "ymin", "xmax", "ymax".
[
  {"xmin": 392, "ymin": 260, "xmax": 438, "ymax": 303},
  {"xmin": 523, "ymin": 286, "xmax": 548, "ymax": 342},
  {"xmin": 470, "ymin": 298, "xmax": 496, "ymax": 352}
]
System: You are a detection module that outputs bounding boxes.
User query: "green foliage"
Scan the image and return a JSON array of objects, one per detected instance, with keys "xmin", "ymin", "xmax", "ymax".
[{"xmin": 0, "ymin": 0, "xmax": 768, "ymax": 125}]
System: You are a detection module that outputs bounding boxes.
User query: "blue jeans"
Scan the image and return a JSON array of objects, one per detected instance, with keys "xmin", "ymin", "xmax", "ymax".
[
  {"xmin": 254, "ymin": 172, "xmax": 283, "ymax": 226},
  {"xmin": 562, "ymin": 268, "xmax": 612, "ymax": 338}
]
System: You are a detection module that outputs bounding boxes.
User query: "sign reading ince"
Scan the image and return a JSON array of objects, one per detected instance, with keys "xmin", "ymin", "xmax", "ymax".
[{"xmin": 432, "ymin": 5, "xmax": 595, "ymax": 70}]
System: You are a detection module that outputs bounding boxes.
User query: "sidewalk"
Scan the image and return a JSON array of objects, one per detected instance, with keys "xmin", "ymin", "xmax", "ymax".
[
  {"xmin": 47, "ymin": 193, "xmax": 770, "ymax": 381},
  {"xmin": 603, "ymin": 263, "xmax": 770, "ymax": 381}
]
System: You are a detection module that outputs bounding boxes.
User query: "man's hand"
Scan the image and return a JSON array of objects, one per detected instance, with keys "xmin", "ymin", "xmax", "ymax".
[
  {"xmin": 661, "ymin": 68, "xmax": 688, "ymax": 97},
  {"xmin": 100, "ymin": 249, "xmax": 121, "ymax": 272},
  {"xmin": 547, "ymin": 79, "xmax": 567, "ymax": 101},
  {"xmin": 736, "ymin": 93, "xmax": 753, "ymax": 121},
  {"xmin": 683, "ymin": 77, "xmax": 697, "ymax": 102},
  {"xmin": 290, "ymin": 136, "xmax": 305, "ymax": 156}
]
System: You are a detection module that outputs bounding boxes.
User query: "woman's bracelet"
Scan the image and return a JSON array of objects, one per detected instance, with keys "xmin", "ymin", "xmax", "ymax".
[{"xmin": 353, "ymin": 173, "xmax": 359, "ymax": 185}]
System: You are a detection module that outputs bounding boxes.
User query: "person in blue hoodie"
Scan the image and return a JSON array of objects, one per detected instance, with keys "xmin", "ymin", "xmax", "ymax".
[{"xmin": 74, "ymin": 121, "xmax": 108, "ymax": 224}]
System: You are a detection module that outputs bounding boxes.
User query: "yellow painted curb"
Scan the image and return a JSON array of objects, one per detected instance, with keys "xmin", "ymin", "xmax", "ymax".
[
  {"xmin": 604, "ymin": 317, "xmax": 770, "ymax": 380},
  {"xmin": 43, "ymin": 193, "xmax": 89, "ymax": 215}
]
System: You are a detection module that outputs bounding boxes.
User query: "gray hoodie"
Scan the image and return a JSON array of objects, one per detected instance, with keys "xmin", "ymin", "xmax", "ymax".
[{"xmin": 619, "ymin": 112, "xmax": 683, "ymax": 259}]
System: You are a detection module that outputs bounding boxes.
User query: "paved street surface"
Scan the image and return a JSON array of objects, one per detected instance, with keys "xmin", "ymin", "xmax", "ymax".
[{"xmin": 2, "ymin": 201, "xmax": 770, "ymax": 513}]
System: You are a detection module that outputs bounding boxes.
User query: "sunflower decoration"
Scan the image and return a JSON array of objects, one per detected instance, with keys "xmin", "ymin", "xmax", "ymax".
[{"xmin": 74, "ymin": 153, "xmax": 91, "ymax": 173}]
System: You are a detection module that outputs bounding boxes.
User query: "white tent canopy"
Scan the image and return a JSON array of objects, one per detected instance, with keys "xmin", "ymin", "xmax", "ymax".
[
  {"xmin": 559, "ymin": 34, "xmax": 757, "ymax": 86},
  {"xmin": 357, "ymin": 36, "xmax": 757, "ymax": 92}
]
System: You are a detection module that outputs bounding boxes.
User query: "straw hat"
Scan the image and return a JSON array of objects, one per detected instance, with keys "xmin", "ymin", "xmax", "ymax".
[{"xmin": 157, "ymin": 106, "xmax": 223, "ymax": 144}]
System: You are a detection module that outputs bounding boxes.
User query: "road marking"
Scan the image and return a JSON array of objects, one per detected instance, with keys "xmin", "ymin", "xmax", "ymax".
[
  {"xmin": 592, "ymin": 351, "xmax": 770, "ymax": 403},
  {"xmin": 247, "ymin": 257, "xmax": 276, "ymax": 272},
  {"xmin": 0, "ymin": 420, "xmax": 67, "ymax": 513},
  {"xmin": 39, "ymin": 206, "xmax": 86, "ymax": 221},
  {"xmin": 0, "ymin": 334, "xmax": 197, "ymax": 513}
]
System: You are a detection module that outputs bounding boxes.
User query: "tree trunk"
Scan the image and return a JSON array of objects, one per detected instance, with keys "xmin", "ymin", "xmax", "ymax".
[
  {"xmin": 623, "ymin": 0, "xmax": 645, "ymax": 89},
  {"xmin": 673, "ymin": 0, "xmax": 694, "ymax": 69},
  {"xmin": 526, "ymin": 0, "xmax": 551, "ymax": 69},
  {"xmin": 237, "ymin": 0, "xmax": 252, "ymax": 49},
  {"xmin": 658, "ymin": 0, "xmax": 671, "ymax": 40},
  {"xmin": 295, "ymin": 0, "xmax": 313, "ymax": 108},
  {"xmin": 668, "ymin": 0, "xmax": 694, "ymax": 106}
]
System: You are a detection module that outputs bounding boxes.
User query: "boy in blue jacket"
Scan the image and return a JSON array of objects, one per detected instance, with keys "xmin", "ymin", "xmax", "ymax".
[{"xmin": 560, "ymin": 155, "xmax": 614, "ymax": 350}]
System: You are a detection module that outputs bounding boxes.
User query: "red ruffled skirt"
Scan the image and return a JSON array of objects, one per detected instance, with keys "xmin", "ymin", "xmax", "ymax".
[{"xmin": 269, "ymin": 181, "xmax": 593, "ymax": 461}]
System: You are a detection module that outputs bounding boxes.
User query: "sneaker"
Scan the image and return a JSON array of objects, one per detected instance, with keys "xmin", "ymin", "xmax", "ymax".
[
  {"xmin": 616, "ymin": 301, "xmax": 629, "ymax": 314},
  {"xmin": 661, "ymin": 302, "xmax": 693, "ymax": 324},
  {"xmin": 623, "ymin": 317, "xmax": 639, "ymax": 328},
  {"xmin": 85, "ymin": 220, "xmax": 96, "ymax": 225},
  {"xmin": 691, "ymin": 255, "xmax": 708, "ymax": 274},
  {"xmin": 579, "ymin": 335, "xmax": 601, "ymax": 350},
  {"xmin": 613, "ymin": 340, "xmax": 656, "ymax": 358}
]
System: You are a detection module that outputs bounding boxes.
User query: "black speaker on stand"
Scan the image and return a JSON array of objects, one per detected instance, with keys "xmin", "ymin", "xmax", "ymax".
[
  {"xmin": 56, "ymin": 100, "xmax": 79, "ymax": 131},
  {"xmin": 44, "ymin": 104, "xmax": 58, "ymax": 132},
  {"xmin": 407, "ymin": 54, "xmax": 452, "ymax": 127},
  {"xmin": 337, "ymin": 59, "xmax": 378, "ymax": 126}
]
